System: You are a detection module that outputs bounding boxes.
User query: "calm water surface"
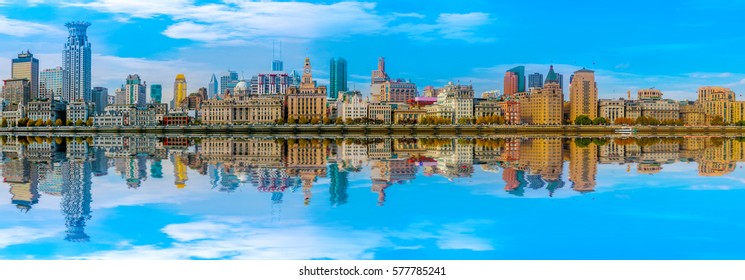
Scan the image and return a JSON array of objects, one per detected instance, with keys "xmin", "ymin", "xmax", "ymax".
[{"xmin": 0, "ymin": 135, "xmax": 744, "ymax": 260}]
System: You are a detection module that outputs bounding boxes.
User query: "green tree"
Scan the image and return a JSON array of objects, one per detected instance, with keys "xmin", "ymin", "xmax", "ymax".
[
  {"xmin": 55, "ymin": 119, "xmax": 63, "ymax": 126},
  {"xmin": 299, "ymin": 116, "xmax": 309, "ymax": 124},
  {"xmin": 45, "ymin": 119, "xmax": 52, "ymax": 126},
  {"xmin": 322, "ymin": 117, "xmax": 331, "ymax": 125},
  {"xmin": 66, "ymin": 120, "xmax": 73, "ymax": 126},
  {"xmin": 711, "ymin": 115, "xmax": 725, "ymax": 126},
  {"xmin": 287, "ymin": 117, "xmax": 297, "ymax": 125},
  {"xmin": 35, "ymin": 119, "xmax": 43, "ymax": 126},
  {"xmin": 574, "ymin": 115, "xmax": 593, "ymax": 125},
  {"xmin": 86, "ymin": 117, "xmax": 94, "ymax": 126},
  {"xmin": 27, "ymin": 119, "xmax": 35, "ymax": 127},
  {"xmin": 335, "ymin": 117, "xmax": 343, "ymax": 125},
  {"xmin": 75, "ymin": 119, "xmax": 84, "ymax": 126},
  {"xmin": 735, "ymin": 120, "xmax": 745, "ymax": 126},
  {"xmin": 0, "ymin": 118, "xmax": 6, "ymax": 127},
  {"xmin": 310, "ymin": 117, "xmax": 320, "ymax": 125},
  {"xmin": 275, "ymin": 117, "xmax": 285, "ymax": 125},
  {"xmin": 574, "ymin": 138, "xmax": 593, "ymax": 148},
  {"xmin": 592, "ymin": 117, "xmax": 607, "ymax": 125}
]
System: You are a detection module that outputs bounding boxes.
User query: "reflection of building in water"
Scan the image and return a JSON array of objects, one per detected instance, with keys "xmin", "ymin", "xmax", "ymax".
[
  {"xmin": 92, "ymin": 148, "xmax": 108, "ymax": 176},
  {"xmin": 422, "ymin": 139, "xmax": 474, "ymax": 180},
  {"xmin": 150, "ymin": 159, "xmax": 163, "ymax": 179},
  {"xmin": 286, "ymin": 140, "xmax": 327, "ymax": 206},
  {"xmin": 328, "ymin": 163, "xmax": 349, "ymax": 206},
  {"xmin": 697, "ymin": 138, "xmax": 745, "ymax": 176},
  {"xmin": 124, "ymin": 155, "xmax": 148, "ymax": 189},
  {"xmin": 520, "ymin": 138, "xmax": 563, "ymax": 181},
  {"xmin": 569, "ymin": 141, "xmax": 597, "ymax": 193},
  {"xmin": 370, "ymin": 158, "xmax": 417, "ymax": 206},
  {"xmin": 172, "ymin": 153, "xmax": 188, "ymax": 188},
  {"xmin": 61, "ymin": 160, "xmax": 93, "ymax": 242},
  {"xmin": 368, "ymin": 139, "xmax": 392, "ymax": 160},
  {"xmin": 338, "ymin": 140, "xmax": 368, "ymax": 171}
]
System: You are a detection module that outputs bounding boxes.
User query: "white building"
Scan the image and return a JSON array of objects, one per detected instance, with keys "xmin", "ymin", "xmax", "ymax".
[
  {"xmin": 93, "ymin": 112, "xmax": 126, "ymax": 127},
  {"xmin": 437, "ymin": 82, "xmax": 474, "ymax": 122},
  {"xmin": 336, "ymin": 91, "xmax": 368, "ymax": 121}
]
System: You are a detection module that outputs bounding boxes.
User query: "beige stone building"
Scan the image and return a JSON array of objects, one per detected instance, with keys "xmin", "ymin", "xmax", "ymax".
[
  {"xmin": 569, "ymin": 68, "xmax": 598, "ymax": 121},
  {"xmin": 286, "ymin": 57, "xmax": 327, "ymax": 121},
  {"xmin": 598, "ymin": 99, "xmax": 625, "ymax": 123},
  {"xmin": 368, "ymin": 103, "xmax": 393, "ymax": 124},
  {"xmin": 200, "ymin": 80, "xmax": 283, "ymax": 124},
  {"xmin": 520, "ymin": 67, "xmax": 563, "ymax": 125}
]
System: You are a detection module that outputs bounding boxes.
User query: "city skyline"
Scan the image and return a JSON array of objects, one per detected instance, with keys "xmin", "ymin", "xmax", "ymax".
[{"xmin": 2, "ymin": 1, "xmax": 745, "ymax": 104}]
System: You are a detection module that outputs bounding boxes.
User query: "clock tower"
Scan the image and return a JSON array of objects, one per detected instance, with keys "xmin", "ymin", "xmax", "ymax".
[{"xmin": 301, "ymin": 57, "xmax": 313, "ymax": 90}]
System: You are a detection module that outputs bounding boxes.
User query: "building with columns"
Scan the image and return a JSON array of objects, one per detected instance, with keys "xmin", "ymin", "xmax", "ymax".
[{"xmin": 286, "ymin": 57, "xmax": 327, "ymax": 122}]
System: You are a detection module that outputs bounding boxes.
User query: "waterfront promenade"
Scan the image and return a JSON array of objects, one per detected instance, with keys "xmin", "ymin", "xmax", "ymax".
[{"xmin": 0, "ymin": 124, "xmax": 743, "ymax": 137}]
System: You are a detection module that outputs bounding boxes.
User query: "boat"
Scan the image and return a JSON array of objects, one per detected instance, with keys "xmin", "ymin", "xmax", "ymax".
[{"xmin": 615, "ymin": 126, "xmax": 637, "ymax": 134}]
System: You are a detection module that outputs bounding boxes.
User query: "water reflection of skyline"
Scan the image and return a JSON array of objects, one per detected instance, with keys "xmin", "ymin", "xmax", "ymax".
[{"xmin": 2, "ymin": 135, "xmax": 745, "ymax": 243}]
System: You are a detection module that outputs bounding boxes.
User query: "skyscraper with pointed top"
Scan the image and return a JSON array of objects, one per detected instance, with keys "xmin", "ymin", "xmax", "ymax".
[
  {"xmin": 208, "ymin": 74, "xmax": 218, "ymax": 99},
  {"xmin": 62, "ymin": 21, "xmax": 92, "ymax": 103}
]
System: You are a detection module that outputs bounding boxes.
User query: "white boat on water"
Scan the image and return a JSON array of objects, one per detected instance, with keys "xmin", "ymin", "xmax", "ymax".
[{"xmin": 615, "ymin": 126, "xmax": 636, "ymax": 134}]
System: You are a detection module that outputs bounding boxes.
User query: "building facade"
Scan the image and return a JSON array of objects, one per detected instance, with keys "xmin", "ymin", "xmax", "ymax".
[
  {"xmin": 208, "ymin": 74, "xmax": 218, "ymax": 99},
  {"xmin": 2, "ymin": 79, "xmax": 31, "ymax": 107},
  {"xmin": 91, "ymin": 87, "xmax": 107, "ymax": 114},
  {"xmin": 220, "ymin": 70, "xmax": 239, "ymax": 95},
  {"xmin": 150, "ymin": 84, "xmax": 162, "ymax": 104},
  {"xmin": 67, "ymin": 101, "xmax": 93, "ymax": 123},
  {"xmin": 569, "ymin": 68, "xmax": 598, "ymax": 121},
  {"xmin": 250, "ymin": 72, "xmax": 290, "ymax": 95},
  {"xmin": 125, "ymin": 74, "xmax": 146, "ymax": 107},
  {"xmin": 173, "ymin": 74, "xmax": 187, "ymax": 108},
  {"xmin": 62, "ymin": 22, "xmax": 92, "ymax": 103},
  {"xmin": 437, "ymin": 82, "xmax": 474, "ymax": 122},
  {"xmin": 27, "ymin": 99, "xmax": 66, "ymax": 122},
  {"xmin": 520, "ymin": 67, "xmax": 563, "ymax": 125},
  {"xmin": 11, "ymin": 51, "xmax": 39, "ymax": 99},
  {"xmin": 528, "ymin": 72, "xmax": 543, "ymax": 89},
  {"xmin": 286, "ymin": 57, "xmax": 327, "ymax": 122},
  {"xmin": 329, "ymin": 57, "xmax": 348, "ymax": 100},
  {"xmin": 336, "ymin": 91, "xmax": 368, "ymax": 121},
  {"xmin": 598, "ymin": 99, "xmax": 625, "ymax": 123},
  {"xmin": 39, "ymin": 67, "xmax": 63, "ymax": 101}
]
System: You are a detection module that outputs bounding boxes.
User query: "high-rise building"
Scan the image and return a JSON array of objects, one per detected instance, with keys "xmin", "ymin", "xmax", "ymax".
[
  {"xmin": 11, "ymin": 50, "xmax": 39, "ymax": 99},
  {"xmin": 62, "ymin": 21, "xmax": 92, "ymax": 103},
  {"xmin": 504, "ymin": 66, "xmax": 525, "ymax": 96},
  {"xmin": 150, "ymin": 84, "xmax": 162, "ymax": 103},
  {"xmin": 369, "ymin": 57, "xmax": 417, "ymax": 103},
  {"xmin": 569, "ymin": 68, "xmax": 598, "ymax": 121},
  {"xmin": 114, "ymin": 86, "xmax": 126, "ymax": 105},
  {"xmin": 272, "ymin": 41, "xmax": 284, "ymax": 71},
  {"xmin": 40, "ymin": 67, "xmax": 63, "ymax": 101},
  {"xmin": 528, "ymin": 72, "xmax": 543, "ymax": 89},
  {"xmin": 556, "ymin": 73, "xmax": 564, "ymax": 91},
  {"xmin": 173, "ymin": 74, "xmax": 187, "ymax": 108},
  {"xmin": 91, "ymin": 87, "xmax": 107, "ymax": 114},
  {"xmin": 286, "ymin": 57, "xmax": 327, "ymax": 121},
  {"xmin": 2, "ymin": 79, "xmax": 31, "ymax": 106},
  {"xmin": 208, "ymin": 74, "xmax": 218, "ymax": 99},
  {"xmin": 125, "ymin": 74, "xmax": 146, "ymax": 107},
  {"xmin": 220, "ymin": 70, "xmax": 239, "ymax": 95},
  {"xmin": 329, "ymin": 57, "xmax": 348, "ymax": 100},
  {"xmin": 250, "ymin": 72, "xmax": 290, "ymax": 95}
]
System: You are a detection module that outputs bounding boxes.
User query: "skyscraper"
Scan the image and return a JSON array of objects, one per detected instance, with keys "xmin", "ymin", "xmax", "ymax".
[
  {"xmin": 569, "ymin": 68, "xmax": 598, "ymax": 121},
  {"xmin": 220, "ymin": 70, "xmax": 239, "ymax": 95},
  {"xmin": 2, "ymin": 79, "xmax": 31, "ymax": 106},
  {"xmin": 150, "ymin": 84, "xmax": 162, "ymax": 103},
  {"xmin": 556, "ymin": 73, "xmax": 564, "ymax": 91},
  {"xmin": 91, "ymin": 87, "xmax": 107, "ymax": 114},
  {"xmin": 11, "ymin": 50, "xmax": 39, "ymax": 99},
  {"xmin": 528, "ymin": 72, "xmax": 543, "ymax": 89},
  {"xmin": 504, "ymin": 66, "xmax": 525, "ymax": 95},
  {"xmin": 208, "ymin": 74, "xmax": 218, "ymax": 99},
  {"xmin": 272, "ymin": 41, "xmax": 284, "ymax": 72},
  {"xmin": 62, "ymin": 21, "xmax": 92, "ymax": 103},
  {"xmin": 329, "ymin": 57, "xmax": 348, "ymax": 100},
  {"xmin": 40, "ymin": 67, "xmax": 63, "ymax": 101},
  {"xmin": 173, "ymin": 74, "xmax": 187, "ymax": 107},
  {"xmin": 125, "ymin": 74, "xmax": 146, "ymax": 107}
]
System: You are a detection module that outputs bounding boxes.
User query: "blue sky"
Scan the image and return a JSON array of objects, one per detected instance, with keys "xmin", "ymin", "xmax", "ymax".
[{"xmin": 2, "ymin": 0, "xmax": 745, "ymax": 101}]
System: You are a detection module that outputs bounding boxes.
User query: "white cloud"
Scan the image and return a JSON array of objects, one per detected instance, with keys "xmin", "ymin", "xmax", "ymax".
[
  {"xmin": 0, "ymin": 15, "xmax": 64, "ymax": 37},
  {"xmin": 69, "ymin": 216, "xmax": 497, "ymax": 260},
  {"xmin": 67, "ymin": 0, "xmax": 492, "ymax": 44},
  {"xmin": 0, "ymin": 226, "xmax": 61, "ymax": 248}
]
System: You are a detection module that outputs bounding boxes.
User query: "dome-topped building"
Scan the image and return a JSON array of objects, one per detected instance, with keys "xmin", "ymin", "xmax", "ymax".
[{"xmin": 233, "ymin": 80, "xmax": 250, "ymax": 96}]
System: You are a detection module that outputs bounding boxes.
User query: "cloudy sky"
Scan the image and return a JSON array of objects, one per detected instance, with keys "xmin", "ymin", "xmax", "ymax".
[{"xmin": 1, "ymin": 0, "xmax": 745, "ymax": 102}]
